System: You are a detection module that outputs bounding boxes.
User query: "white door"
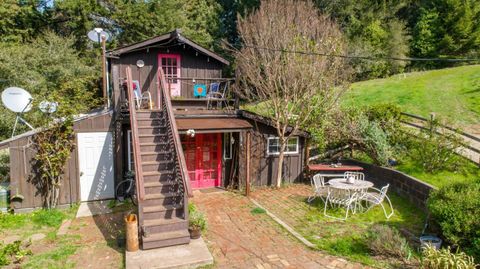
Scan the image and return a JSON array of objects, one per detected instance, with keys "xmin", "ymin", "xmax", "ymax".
[{"xmin": 77, "ymin": 132, "xmax": 114, "ymax": 201}]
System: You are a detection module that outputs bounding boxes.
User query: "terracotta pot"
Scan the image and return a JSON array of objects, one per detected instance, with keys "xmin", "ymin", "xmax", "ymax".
[
  {"xmin": 189, "ymin": 228, "xmax": 201, "ymax": 239},
  {"xmin": 125, "ymin": 213, "xmax": 139, "ymax": 252}
]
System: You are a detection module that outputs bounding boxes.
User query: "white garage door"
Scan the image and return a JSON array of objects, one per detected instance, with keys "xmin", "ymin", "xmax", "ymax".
[{"xmin": 77, "ymin": 132, "xmax": 114, "ymax": 201}]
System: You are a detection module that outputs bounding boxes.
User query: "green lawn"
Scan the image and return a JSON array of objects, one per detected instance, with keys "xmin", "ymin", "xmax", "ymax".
[
  {"xmin": 395, "ymin": 158, "xmax": 480, "ymax": 188},
  {"xmin": 344, "ymin": 65, "xmax": 480, "ymax": 126},
  {"xmin": 253, "ymin": 186, "xmax": 425, "ymax": 268}
]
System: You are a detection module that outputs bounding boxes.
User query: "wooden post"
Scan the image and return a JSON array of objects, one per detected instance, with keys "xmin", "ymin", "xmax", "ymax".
[
  {"xmin": 245, "ymin": 131, "xmax": 251, "ymax": 197},
  {"xmin": 101, "ymin": 35, "xmax": 108, "ymax": 109}
]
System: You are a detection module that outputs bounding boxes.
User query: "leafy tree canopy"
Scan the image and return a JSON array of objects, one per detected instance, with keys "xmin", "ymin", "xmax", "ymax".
[{"xmin": 0, "ymin": 32, "xmax": 100, "ymax": 140}]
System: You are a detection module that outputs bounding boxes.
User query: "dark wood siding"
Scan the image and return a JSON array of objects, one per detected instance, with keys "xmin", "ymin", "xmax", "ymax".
[
  {"xmin": 238, "ymin": 120, "xmax": 306, "ymax": 188},
  {"xmin": 110, "ymin": 46, "xmax": 224, "ymax": 109},
  {"xmin": 8, "ymin": 112, "xmax": 113, "ymax": 211}
]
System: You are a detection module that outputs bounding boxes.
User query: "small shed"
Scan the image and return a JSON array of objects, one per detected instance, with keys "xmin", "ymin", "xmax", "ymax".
[{"xmin": 0, "ymin": 109, "xmax": 114, "ymax": 212}]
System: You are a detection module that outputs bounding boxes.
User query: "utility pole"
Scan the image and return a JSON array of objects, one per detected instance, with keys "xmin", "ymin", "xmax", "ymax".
[{"xmin": 101, "ymin": 35, "xmax": 107, "ymax": 109}]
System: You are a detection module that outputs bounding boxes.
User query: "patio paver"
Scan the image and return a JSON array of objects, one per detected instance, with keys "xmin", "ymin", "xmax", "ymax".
[{"xmin": 192, "ymin": 190, "xmax": 370, "ymax": 269}]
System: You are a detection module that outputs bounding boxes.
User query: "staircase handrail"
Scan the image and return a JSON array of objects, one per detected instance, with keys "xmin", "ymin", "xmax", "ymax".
[
  {"xmin": 157, "ymin": 68, "xmax": 193, "ymax": 198},
  {"xmin": 126, "ymin": 67, "xmax": 146, "ymax": 201}
]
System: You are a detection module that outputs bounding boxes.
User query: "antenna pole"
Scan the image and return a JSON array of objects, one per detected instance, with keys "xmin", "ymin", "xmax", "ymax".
[{"xmin": 101, "ymin": 35, "xmax": 108, "ymax": 110}]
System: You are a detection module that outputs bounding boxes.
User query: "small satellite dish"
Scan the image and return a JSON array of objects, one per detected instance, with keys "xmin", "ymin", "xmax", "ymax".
[
  {"xmin": 136, "ymin": 60, "xmax": 145, "ymax": 68},
  {"xmin": 39, "ymin": 101, "xmax": 58, "ymax": 114},
  {"xmin": 88, "ymin": 28, "xmax": 111, "ymax": 43},
  {"xmin": 1, "ymin": 87, "xmax": 33, "ymax": 113}
]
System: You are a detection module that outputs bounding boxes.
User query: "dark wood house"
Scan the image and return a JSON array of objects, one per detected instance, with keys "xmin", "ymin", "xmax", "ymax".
[{"xmin": 0, "ymin": 29, "xmax": 308, "ymax": 250}]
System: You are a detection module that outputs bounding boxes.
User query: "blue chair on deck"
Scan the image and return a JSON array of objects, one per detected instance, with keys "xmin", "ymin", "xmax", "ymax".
[{"xmin": 193, "ymin": 84, "xmax": 207, "ymax": 98}]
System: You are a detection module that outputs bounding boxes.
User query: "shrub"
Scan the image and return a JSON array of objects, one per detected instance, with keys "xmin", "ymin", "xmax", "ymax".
[
  {"xmin": 367, "ymin": 224, "xmax": 412, "ymax": 261},
  {"xmin": 422, "ymin": 245, "xmax": 477, "ymax": 269},
  {"xmin": 31, "ymin": 209, "xmax": 66, "ymax": 227},
  {"xmin": 0, "ymin": 212, "xmax": 28, "ymax": 229},
  {"xmin": 189, "ymin": 211, "xmax": 207, "ymax": 232},
  {"xmin": 409, "ymin": 119, "xmax": 465, "ymax": 173},
  {"xmin": 0, "ymin": 151, "xmax": 9, "ymax": 184},
  {"xmin": 428, "ymin": 182, "xmax": 480, "ymax": 261},
  {"xmin": 0, "ymin": 241, "xmax": 32, "ymax": 266}
]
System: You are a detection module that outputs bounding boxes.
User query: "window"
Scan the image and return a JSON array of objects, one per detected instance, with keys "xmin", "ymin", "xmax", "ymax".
[
  {"xmin": 127, "ymin": 130, "xmax": 134, "ymax": 171},
  {"xmin": 223, "ymin": 133, "xmax": 232, "ymax": 160},
  {"xmin": 267, "ymin": 137, "xmax": 299, "ymax": 155}
]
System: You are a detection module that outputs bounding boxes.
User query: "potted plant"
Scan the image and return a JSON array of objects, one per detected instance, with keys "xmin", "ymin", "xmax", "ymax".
[{"xmin": 188, "ymin": 203, "xmax": 206, "ymax": 239}]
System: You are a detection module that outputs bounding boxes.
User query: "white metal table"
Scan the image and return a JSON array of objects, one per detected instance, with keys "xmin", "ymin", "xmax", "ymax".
[
  {"xmin": 328, "ymin": 178, "xmax": 374, "ymax": 191},
  {"xmin": 323, "ymin": 178, "xmax": 374, "ymax": 220}
]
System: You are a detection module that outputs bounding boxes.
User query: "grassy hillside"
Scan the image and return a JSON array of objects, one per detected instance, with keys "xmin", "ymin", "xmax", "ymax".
[{"xmin": 344, "ymin": 65, "xmax": 480, "ymax": 127}]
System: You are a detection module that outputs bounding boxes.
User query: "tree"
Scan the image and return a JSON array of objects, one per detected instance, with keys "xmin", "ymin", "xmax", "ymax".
[
  {"xmin": 0, "ymin": 32, "xmax": 99, "ymax": 140},
  {"xmin": 233, "ymin": 0, "xmax": 350, "ymax": 187},
  {"xmin": 0, "ymin": 32, "xmax": 99, "ymax": 208},
  {"xmin": 315, "ymin": 0, "xmax": 411, "ymax": 79}
]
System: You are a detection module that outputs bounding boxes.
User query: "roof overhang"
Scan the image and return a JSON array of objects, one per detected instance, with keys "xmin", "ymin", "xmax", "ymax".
[
  {"xmin": 176, "ymin": 118, "xmax": 252, "ymax": 133},
  {"xmin": 0, "ymin": 108, "xmax": 112, "ymax": 149},
  {"xmin": 108, "ymin": 29, "xmax": 230, "ymax": 65}
]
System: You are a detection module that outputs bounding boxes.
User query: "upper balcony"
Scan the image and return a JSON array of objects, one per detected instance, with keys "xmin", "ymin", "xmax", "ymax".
[{"xmin": 116, "ymin": 76, "xmax": 238, "ymax": 118}]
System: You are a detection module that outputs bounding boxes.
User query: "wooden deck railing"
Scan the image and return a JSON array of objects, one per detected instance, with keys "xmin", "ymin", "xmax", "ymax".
[
  {"xmin": 126, "ymin": 67, "xmax": 146, "ymax": 201},
  {"xmin": 158, "ymin": 68, "xmax": 193, "ymax": 198}
]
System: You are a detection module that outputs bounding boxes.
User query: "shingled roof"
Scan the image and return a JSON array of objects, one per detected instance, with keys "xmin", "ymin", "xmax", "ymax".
[{"xmin": 107, "ymin": 29, "xmax": 229, "ymax": 65}]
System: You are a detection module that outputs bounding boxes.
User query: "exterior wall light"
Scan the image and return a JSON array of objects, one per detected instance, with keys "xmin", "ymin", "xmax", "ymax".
[{"xmin": 186, "ymin": 129, "xmax": 195, "ymax": 138}]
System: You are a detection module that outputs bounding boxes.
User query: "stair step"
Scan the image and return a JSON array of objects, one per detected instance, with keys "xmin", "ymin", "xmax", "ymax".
[
  {"xmin": 143, "ymin": 204, "xmax": 183, "ymax": 213},
  {"xmin": 143, "ymin": 217, "xmax": 187, "ymax": 227},
  {"xmin": 142, "ymin": 230, "xmax": 189, "ymax": 243},
  {"xmin": 138, "ymin": 125, "xmax": 165, "ymax": 129},
  {"xmin": 144, "ymin": 192, "xmax": 182, "ymax": 200},
  {"xmin": 137, "ymin": 108, "xmax": 162, "ymax": 113},
  {"xmin": 139, "ymin": 133, "xmax": 167, "ymax": 137},
  {"xmin": 142, "ymin": 160, "xmax": 173, "ymax": 165},
  {"xmin": 140, "ymin": 141, "xmax": 169, "ymax": 146},
  {"xmin": 142, "ymin": 170, "xmax": 175, "ymax": 183},
  {"xmin": 144, "ymin": 181, "xmax": 178, "ymax": 188},
  {"xmin": 141, "ymin": 230, "xmax": 190, "ymax": 249},
  {"xmin": 143, "ymin": 171, "xmax": 174, "ymax": 176},
  {"xmin": 141, "ymin": 151, "xmax": 171, "ymax": 156}
]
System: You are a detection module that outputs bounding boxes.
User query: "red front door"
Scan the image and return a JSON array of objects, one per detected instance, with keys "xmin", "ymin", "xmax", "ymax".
[{"xmin": 182, "ymin": 133, "xmax": 222, "ymax": 189}]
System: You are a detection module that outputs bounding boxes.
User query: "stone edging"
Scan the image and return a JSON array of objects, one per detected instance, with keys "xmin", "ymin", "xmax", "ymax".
[{"xmin": 249, "ymin": 198, "xmax": 316, "ymax": 248}]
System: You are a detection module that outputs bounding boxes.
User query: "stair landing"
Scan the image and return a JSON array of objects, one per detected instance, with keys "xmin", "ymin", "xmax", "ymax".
[{"xmin": 126, "ymin": 237, "xmax": 213, "ymax": 269}]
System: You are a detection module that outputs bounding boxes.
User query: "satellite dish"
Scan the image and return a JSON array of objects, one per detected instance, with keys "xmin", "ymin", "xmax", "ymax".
[
  {"xmin": 1, "ymin": 87, "xmax": 35, "ymax": 137},
  {"xmin": 39, "ymin": 101, "xmax": 58, "ymax": 114},
  {"xmin": 88, "ymin": 28, "xmax": 110, "ymax": 43},
  {"xmin": 1, "ymin": 87, "xmax": 33, "ymax": 113}
]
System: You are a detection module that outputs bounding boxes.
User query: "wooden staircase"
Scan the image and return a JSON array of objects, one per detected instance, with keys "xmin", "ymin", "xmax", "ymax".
[
  {"xmin": 136, "ymin": 110, "xmax": 190, "ymax": 249},
  {"xmin": 125, "ymin": 67, "xmax": 192, "ymax": 250}
]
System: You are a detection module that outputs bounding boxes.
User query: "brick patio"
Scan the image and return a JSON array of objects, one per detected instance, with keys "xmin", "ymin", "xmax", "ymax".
[{"xmin": 192, "ymin": 189, "xmax": 370, "ymax": 269}]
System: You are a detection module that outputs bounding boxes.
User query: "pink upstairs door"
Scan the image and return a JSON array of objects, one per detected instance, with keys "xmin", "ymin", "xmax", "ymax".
[
  {"xmin": 181, "ymin": 134, "xmax": 222, "ymax": 189},
  {"xmin": 158, "ymin": 54, "xmax": 181, "ymax": 97}
]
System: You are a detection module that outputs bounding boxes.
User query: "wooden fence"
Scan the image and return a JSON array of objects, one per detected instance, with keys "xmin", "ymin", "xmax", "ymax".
[{"xmin": 400, "ymin": 112, "xmax": 480, "ymax": 164}]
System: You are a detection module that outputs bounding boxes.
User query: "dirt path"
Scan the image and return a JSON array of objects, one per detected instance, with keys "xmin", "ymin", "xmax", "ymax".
[{"xmin": 67, "ymin": 212, "xmax": 126, "ymax": 269}]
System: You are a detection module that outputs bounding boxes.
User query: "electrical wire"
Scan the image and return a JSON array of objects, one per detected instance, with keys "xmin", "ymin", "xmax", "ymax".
[{"xmin": 240, "ymin": 44, "xmax": 480, "ymax": 63}]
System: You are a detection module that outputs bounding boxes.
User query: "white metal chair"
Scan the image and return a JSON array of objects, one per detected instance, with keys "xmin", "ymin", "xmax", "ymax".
[
  {"xmin": 360, "ymin": 184, "xmax": 394, "ymax": 219},
  {"xmin": 344, "ymin": 171, "xmax": 365, "ymax": 181},
  {"xmin": 323, "ymin": 188, "xmax": 359, "ymax": 221},
  {"xmin": 132, "ymin": 80, "xmax": 152, "ymax": 109},
  {"xmin": 206, "ymin": 81, "xmax": 228, "ymax": 109},
  {"xmin": 307, "ymin": 174, "xmax": 329, "ymax": 203}
]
